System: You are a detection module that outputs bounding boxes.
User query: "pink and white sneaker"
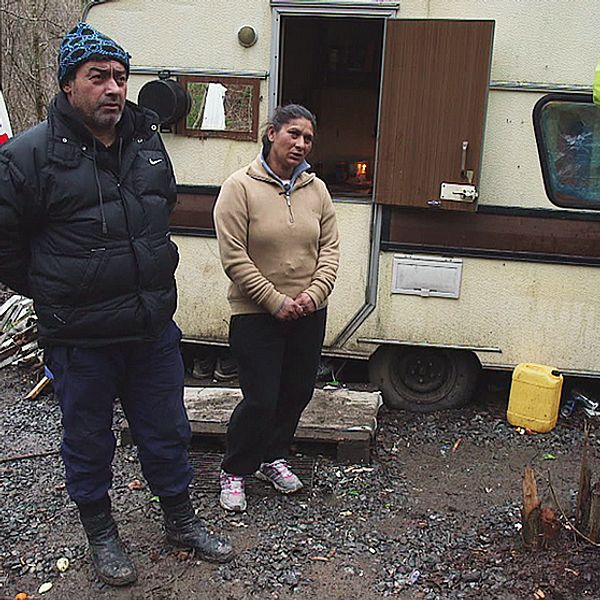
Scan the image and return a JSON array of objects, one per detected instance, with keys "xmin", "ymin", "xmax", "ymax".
[
  {"xmin": 219, "ymin": 470, "xmax": 247, "ymax": 512},
  {"xmin": 256, "ymin": 459, "xmax": 303, "ymax": 494}
]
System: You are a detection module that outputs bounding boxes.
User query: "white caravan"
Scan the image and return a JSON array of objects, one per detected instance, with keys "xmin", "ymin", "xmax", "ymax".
[{"xmin": 87, "ymin": 0, "xmax": 600, "ymax": 411}]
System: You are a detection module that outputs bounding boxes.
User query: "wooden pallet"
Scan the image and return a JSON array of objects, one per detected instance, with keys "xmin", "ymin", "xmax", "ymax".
[{"xmin": 182, "ymin": 386, "xmax": 382, "ymax": 464}]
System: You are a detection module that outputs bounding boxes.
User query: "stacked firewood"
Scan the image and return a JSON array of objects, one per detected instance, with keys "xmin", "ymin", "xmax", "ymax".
[{"xmin": 0, "ymin": 294, "xmax": 42, "ymax": 369}]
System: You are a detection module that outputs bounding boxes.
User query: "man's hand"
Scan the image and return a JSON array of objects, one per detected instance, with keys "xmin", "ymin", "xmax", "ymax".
[
  {"xmin": 295, "ymin": 292, "xmax": 316, "ymax": 317},
  {"xmin": 274, "ymin": 296, "xmax": 304, "ymax": 321}
]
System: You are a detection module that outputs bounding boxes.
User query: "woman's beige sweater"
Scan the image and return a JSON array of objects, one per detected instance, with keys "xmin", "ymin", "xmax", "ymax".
[{"xmin": 213, "ymin": 157, "xmax": 340, "ymax": 316}]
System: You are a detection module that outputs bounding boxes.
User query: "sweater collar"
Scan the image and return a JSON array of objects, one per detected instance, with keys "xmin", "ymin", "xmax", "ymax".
[{"xmin": 257, "ymin": 147, "xmax": 311, "ymax": 190}]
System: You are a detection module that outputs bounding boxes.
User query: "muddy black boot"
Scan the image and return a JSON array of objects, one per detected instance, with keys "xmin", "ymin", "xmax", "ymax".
[
  {"xmin": 79, "ymin": 510, "xmax": 137, "ymax": 586},
  {"xmin": 162, "ymin": 497, "xmax": 234, "ymax": 563}
]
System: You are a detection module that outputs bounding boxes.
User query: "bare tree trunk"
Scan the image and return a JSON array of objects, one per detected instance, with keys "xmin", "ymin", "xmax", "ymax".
[
  {"xmin": 32, "ymin": 0, "xmax": 44, "ymax": 122},
  {"xmin": 0, "ymin": 0, "xmax": 84, "ymax": 132}
]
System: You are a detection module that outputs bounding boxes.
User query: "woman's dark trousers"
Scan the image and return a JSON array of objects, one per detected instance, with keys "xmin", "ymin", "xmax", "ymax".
[
  {"xmin": 45, "ymin": 320, "xmax": 193, "ymax": 505},
  {"xmin": 222, "ymin": 308, "xmax": 327, "ymax": 476}
]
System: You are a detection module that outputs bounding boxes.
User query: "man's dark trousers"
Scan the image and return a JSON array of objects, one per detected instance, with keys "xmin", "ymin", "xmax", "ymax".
[{"xmin": 45, "ymin": 321, "xmax": 193, "ymax": 505}]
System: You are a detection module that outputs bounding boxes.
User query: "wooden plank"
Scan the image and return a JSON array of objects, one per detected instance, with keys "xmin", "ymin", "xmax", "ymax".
[
  {"xmin": 122, "ymin": 387, "xmax": 380, "ymax": 463},
  {"xmin": 183, "ymin": 386, "xmax": 382, "ymax": 442},
  {"xmin": 337, "ymin": 440, "xmax": 372, "ymax": 464}
]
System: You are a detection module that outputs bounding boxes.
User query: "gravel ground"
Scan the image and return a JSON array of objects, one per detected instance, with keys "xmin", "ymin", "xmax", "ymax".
[{"xmin": 2, "ymin": 362, "xmax": 600, "ymax": 600}]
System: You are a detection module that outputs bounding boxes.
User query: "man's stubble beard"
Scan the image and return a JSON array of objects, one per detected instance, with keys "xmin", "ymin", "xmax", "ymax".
[{"xmin": 89, "ymin": 107, "xmax": 123, "ymax": 132}]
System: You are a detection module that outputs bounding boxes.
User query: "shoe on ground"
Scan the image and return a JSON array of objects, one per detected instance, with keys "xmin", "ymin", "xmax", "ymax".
[
  {"xmin": 256, "ymin": 459, "xmax": 304, "ymax": 494},
  {"xmin": 79, "ymin": 511, "xmax": 137, "ymax": 586},
  {"xmin": 214, "ymin": 356, "xmax": 238, "ymax": 382},
  {"xmin": 220, "ymin": 470, "xmax": 247, "ymax": 512},
  {"xmin": 316, "ymin": 359, "xmax": 334, "ymax": 382},
  {"xmin": 192, "ymin": 355, "xmax": 216, "ymax": 379},
  {"xmin": 163, "ymin": 498, "xmax": 234, "ymax": 563}
]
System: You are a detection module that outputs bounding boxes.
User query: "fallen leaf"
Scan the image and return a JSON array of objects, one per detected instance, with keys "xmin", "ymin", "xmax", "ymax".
[
  {"xmin": 127, "ymin": 479, "xmax": 145, "ymax": 490},
  {"xmin": 326, "ymin": 547, "xmax": 337, "ymax": 559},
  {"xmin": 451, "ymin": 438, "xmax": 463, "ymax": 453},
  {"xmin": 309, "ymin": 556, "xmax": 329, "ymax": 561},
  {"xmin": 148, "ymin": 549, "xmax": 161, "ymax": 562},
  {"xmin": 38, "ymin": 582, "xmax": 53, "ymax": 594},
  {"xmin": 56, "ymin": 557, "xmax": 69, "ymax": 572},
  {"xmin": 543, "ymin": 453, "xmax": 556, "ymax": 460},
  {"xmin": 15, "ymin": 593, "xmax": 28, "ymax": 600},
  {"xmin": 534, "ymin": 590, "xmax": 546, "ymax": 599}
]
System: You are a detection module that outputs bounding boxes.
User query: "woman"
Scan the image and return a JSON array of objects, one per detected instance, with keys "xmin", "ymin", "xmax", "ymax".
[{"xmin": 213, "ymin": 104, "xmax": 340, "ymax": 511}]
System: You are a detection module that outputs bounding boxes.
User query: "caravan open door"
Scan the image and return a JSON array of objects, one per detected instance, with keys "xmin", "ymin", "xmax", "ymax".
[{"xmin": 374, "ymin": 19, "xmax": 494, "ymax": 211}]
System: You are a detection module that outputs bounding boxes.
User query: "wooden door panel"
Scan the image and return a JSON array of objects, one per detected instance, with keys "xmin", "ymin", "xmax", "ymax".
[{"xmin": 375, "ymin": 20, "xmax": 494, "ymax": 210}]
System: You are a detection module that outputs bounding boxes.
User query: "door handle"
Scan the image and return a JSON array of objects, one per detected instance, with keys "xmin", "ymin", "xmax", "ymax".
[{"xmin": 460, "ymin": 140, "xmax": 474, "ymax": 184}]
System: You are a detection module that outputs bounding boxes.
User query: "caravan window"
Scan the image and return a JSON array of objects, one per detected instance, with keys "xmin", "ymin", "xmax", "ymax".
[
  {"xmin": 176, "ymin": 75, "xmax": 260, "ymax": 141},
  {"xmin": 534, "ymin": 93, "xmax": 600, "ymax": 209}
]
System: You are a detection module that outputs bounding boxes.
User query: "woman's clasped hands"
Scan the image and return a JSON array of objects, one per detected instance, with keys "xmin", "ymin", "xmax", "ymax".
[{"xmin": 275, "ymin": 292, "xmax": 316, "ymax": 321}]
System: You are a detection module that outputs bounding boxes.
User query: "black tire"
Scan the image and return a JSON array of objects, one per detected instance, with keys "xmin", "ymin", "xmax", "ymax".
[{"xmin": 368, "ymin": 346, "xmax": 481, "ymax": 412}]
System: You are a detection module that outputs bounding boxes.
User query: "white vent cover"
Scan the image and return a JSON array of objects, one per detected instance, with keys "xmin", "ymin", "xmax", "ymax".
[{"xmin": 391, "ymin": 254, "xmax": 463, "ymax": 298}]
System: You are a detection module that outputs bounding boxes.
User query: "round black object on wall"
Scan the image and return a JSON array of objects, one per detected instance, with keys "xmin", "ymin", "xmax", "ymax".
[{"xmin": 138, "ymin": 79, "xmax": 191, "ymax": 126}]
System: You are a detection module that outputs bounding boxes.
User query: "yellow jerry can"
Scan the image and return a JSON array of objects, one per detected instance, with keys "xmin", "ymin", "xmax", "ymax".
[{"xmin": 507, "ymin": 363, "xmax": 563, "ymax": 433}]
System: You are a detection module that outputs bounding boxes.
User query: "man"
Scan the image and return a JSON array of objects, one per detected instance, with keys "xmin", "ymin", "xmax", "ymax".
[{"xmin": 0, "ymin": 23, "xmax": 233, "ymax": 586}]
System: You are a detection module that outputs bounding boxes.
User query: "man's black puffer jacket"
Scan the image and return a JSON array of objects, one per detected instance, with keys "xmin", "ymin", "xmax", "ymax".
[{"xmin": 0, "ymin": 93, "xmax": 179, "ymax": 346}]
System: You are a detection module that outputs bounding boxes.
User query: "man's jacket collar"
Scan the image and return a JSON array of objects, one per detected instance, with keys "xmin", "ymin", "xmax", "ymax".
[{"xmin": 46, "ymin": 92, "xmax": 159, "ymax": 168}]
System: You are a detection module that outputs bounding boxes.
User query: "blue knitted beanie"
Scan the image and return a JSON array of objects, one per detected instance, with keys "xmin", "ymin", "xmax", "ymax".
[{"xmin": 58, "ymin": 22, "xmax": 131, "ymax": 84}]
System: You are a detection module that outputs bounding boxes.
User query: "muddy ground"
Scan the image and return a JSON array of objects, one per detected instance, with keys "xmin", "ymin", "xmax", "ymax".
[{"xmin": 2, "ymin": 361, "xmax": 600, "ymax": 600}]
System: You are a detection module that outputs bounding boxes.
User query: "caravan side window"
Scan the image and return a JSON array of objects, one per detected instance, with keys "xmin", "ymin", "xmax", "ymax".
[
  {"xmin": 176, "ymin": 75, "xmax": 260, "ymax": 142},
  {"xmin": 534, "ymin": 93, "xmax": 600, "ymax": 209}
]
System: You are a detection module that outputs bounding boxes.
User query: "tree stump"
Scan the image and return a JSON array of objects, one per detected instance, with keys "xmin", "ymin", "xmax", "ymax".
[
  {"xmin": 522, "ymin": 466, "xmax": 542, "ymax": 547},
  {"xmin": 587, "ymin": 482, "xmax": 600, "ymax": 542},
  {"xmin": 522, "ymin": 466, "xmax": 561, "ymax": 548},
  {"xmin": 576, "ymin": 425, "xmax": 591, "ymax": 529}
]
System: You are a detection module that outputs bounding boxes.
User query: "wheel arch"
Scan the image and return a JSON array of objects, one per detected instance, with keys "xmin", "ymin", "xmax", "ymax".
[{"xmin": 367, "ymin": 343, "xmax": 482, "ymax": 412}]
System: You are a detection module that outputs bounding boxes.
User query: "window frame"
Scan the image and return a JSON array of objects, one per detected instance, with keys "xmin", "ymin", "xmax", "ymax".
[
  {"xmin": 176, "ymin": 75, "xmax": 261, "ymax": 142},
  {"xmin": 533, "ymin": 92, "xmax": 600, "ymax": 210}
]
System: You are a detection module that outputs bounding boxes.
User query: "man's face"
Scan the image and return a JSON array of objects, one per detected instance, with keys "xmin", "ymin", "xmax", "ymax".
[{"xmin": 62, "ymin": 60, "xmax": 127, "ymax": 134}]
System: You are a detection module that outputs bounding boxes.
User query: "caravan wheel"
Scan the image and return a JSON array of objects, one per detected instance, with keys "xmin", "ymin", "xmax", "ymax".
[{"xmin": 368, "ymin": 346, "xmax": 481, "ymax": 412}]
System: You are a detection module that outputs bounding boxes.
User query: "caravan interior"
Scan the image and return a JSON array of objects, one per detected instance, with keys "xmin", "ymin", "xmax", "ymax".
[{"xmin": 279, "ymin": 17, "xmax": 384, "ymax": 196}]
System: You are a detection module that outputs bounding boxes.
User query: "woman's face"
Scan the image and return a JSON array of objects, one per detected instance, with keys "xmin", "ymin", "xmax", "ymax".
[{"xmin": 266, "ymin": 117, "xmax": 314, "ymax": 178}]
